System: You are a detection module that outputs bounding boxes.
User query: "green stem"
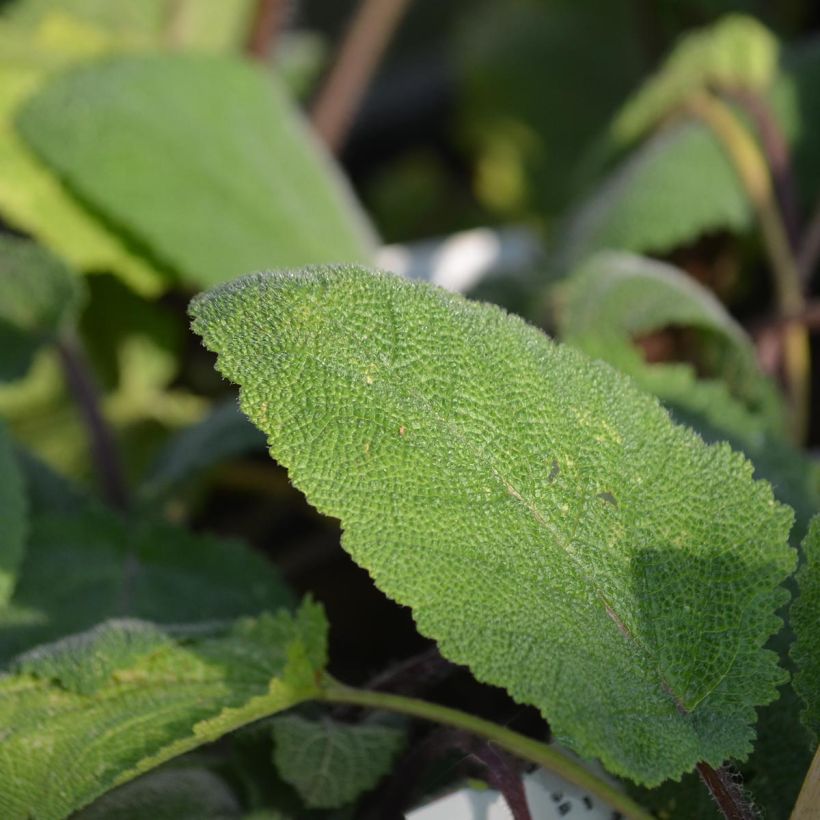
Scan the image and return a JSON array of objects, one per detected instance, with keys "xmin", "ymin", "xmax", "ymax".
[
  {"xmin": 791, "ymin": 744, "xmax": 820, "ymax": 820},
  {"xmin": 686, "ymin": 91, "xmax": 810, "ymax": 443},
  {"xmin": 317, "ymin": 679, "xmax": 654, "ymax": 820}
]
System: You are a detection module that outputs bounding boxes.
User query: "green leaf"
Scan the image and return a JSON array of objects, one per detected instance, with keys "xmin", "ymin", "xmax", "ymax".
[
  {"xmin": 559, "ymin": 122, "xmax": 750, "ymax": 264},
  {"xmin": 140, "ymin": 400, "xmax": 265, "ymax": 503},
  {"xmin": 612, "ymin": 14, "xmax": 778, "ymax": 145},
  {"xmin": 0, "ymin": 505, "xmax": 293, "ymax": 660},
  {"xmin": 555, "ymin": 251, "xmax": 785, "ymax": 431},
  {"xmin": 0, "ymin": 23, "xmax": 166, "ymax": 296},
  {"xmin": 75, "ymin": 767, "xmax": 242, "ymax": 820},
  {"xmin": 792, "ymin": 516, "xmax": 820, "ymax": 746},
  {"xmin": 271, "ymin": 715, "xmax": 404, "ymax": 809},
  {"xmin": 0, "ymin": 601, "xmax": 327, "ymax": 819},
  {"xmin": 0, "ymin": 234, "xmax": 84, "ymax": 381},
  {"xmin": 17, "ymin": 54, "xmax": 376, "ymax": 288},
  {"xmin": 0, "ymin": 422, "xmax": 27, "ymax": 607},
  {"xmin": 190, "ymin": 265, "xmax": 795, "ymax": 786}
]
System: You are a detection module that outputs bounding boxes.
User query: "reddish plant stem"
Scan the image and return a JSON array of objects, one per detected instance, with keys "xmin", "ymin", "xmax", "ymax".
[
  {"xmin": 56, "ymin": 334, "xmax": 129, "ymax": 510},
  {"xmin": 798, "ymin": 198, "xmax": 820, "ymax": 286},
  {"xmin": 311, "ymin": 0, "xmax": 413, "ymax": 152},
  {"xmin": 696, "ymin": 762, "xmax": 758, "ymax": 820},
  {"xmin": 246, "ymin": 0, "xmax": 287, "ymax": 61},
  {"xmin": 730, "ymin": 88, "xmax": 801, "ymax": 253}
]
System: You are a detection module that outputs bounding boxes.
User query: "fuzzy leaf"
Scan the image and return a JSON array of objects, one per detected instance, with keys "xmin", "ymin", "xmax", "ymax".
[
  {"xmin": 140, "ymin": 400, "xmax": 265, "ymax": 503},
  {"xmin": 0, "ymin": 601, "xmax": 327, "ymax": 819},
  {"xmin": 612, "ymin": 14, "xmax": 778, "ymax": 145},
  {"xmin": 272, "ymin": 715, "xmax": 404, "ymax": 808},
  {"xmin": 0, "ymin": 505, "xmax": 293, "ymax": 660},
  {"xmin": 560, "ymin": 122, "xmax": 750, "ymax": 264},
  {"xmin": 17, "ymin": 54, "xmax": 375, "ymax": 288},
  {"xmin": 0, "ymin": 422, "xmax": 27, "ymax": 606},
  {"xmin": 191, "ymin": 265, "xmax": 795, "ymax": 786},
  {"xmin": 0, "ymin": 235, "xmax": 84, "ymax": 381},
  {"xmin": 792, "ymin": 516, "xmax": 820, "ymax": 746},
  {"xmin": 0, "ymin": 23, "xmax": 166, "ymax": 296}
]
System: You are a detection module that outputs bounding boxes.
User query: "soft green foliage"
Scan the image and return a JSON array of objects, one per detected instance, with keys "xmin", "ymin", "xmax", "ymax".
[
  {"xmin": 556, "ymin": 251, "xmax": 782, "ymax": 424},
  {"xmin": 5, "ymin": 0, "xmax": 255, "ymax": 52},
  {"xmin": 75, "ymin": 768, "xmax": 242, "ymax": 820},
  {"xmin": 792, "ymin": 516, "xmax": 820, "ymax": 746},
  {"xmin": 612, "ymin": 14, "xmax": 778, "ymax": 144},
  {"xmin": 140, "ymin": 400, "xmax": 265, "ymax": 503},
  {"xmin": 191, "ymin": 265, "xmax": 795, "ymax": 786},
  {"xmin": 0, "ymin": 235, "xmax": 84, "ymax": 381},
  {"xmin": 0, "ymin": 13, "xmax": 166, "ymax": 296},
  {"xmin": 272, "ymin": 715, "xmax": 405, "ymax": 808},
  {"xmin": 560, "ymin": 122, "xmax": 750, "ymax": 264},
  {"xmin": 0, "ymin": 423, "xmax": 27, "ymax": 606},
  {"xmin": 0, "ymin": 505, "xmax": 293, "ymax": 660},
  {"xmin": 17, "ymin": 54, "xmax": 375, "ymax": 288},
  {"xmin": 0, "ymin": 600, "xmax": 327, "ymax": 819}
]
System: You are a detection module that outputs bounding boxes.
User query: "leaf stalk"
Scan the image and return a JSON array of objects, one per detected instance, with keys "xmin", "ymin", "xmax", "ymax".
[{"xmin": 318, "ymin": 678, "xmax": 655, "ymax": 820}]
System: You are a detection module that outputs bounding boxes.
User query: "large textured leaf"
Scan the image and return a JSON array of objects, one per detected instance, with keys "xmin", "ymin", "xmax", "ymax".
[
  {"xmin": 0, "ymin": 505, "xmax": 292, "ymax": 660},
  {"xmin": 612, "ymin": 14, "xmax": 778, "ymax": 145},
  {"xmin": 792, "ymin": 516, "xmax": 820, "ymax": 746},
  {"xmin": 272, "ymin": 715, "xmax": 404, "ymax": 808},
  {"xmin": 0, "ymin": 422, "xmax": 27, "ymax": 606},
  {"xmin": 17, "ymin": 54, "xmax": 375, "ymax": 288},
  {"xmin": 559, "ymin": 122, "xmax": 750, "ymax": 265},
  {"xmin": 0, "ymin": 601, "xmax": 327, "ymax": 819},
  {"xmin": 0, "ymin": 235, "xmax": 84, "ymax": 381},
  {"xmin": 191, "ymin": 265, "xmax": 795, "ymax": 786},
  {"xmin": 0, "ymin": 18, "xmax": 165, "ymax": 295}
]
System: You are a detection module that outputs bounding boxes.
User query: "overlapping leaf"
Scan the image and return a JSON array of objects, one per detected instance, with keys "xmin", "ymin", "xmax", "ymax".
[
  {"xmin": 0, "ymin": 235, "xmax": 84, "ymax": 381},
  {"xmin": 612, "ymin": 14, "xmax": 778, "ymax": 145},
  {"xmin": 140, "ymin": 400, "xmax": 265, "ymax": 503},
  {"xmin": 0, "ymin": 601, "xmax": 327, "ymax": 819},
  {"xmin": 559, "ymin": 121, "xmax": 750, "ymax": 264},
  {"xmin": 272, "ymin": 715, "xmax": 405, "ymax": 808},
  {"xmin": 17, "ymin": 54, "xmax": 375, "ymax": 288},
  {"xmin": 0, "ymin": 14, "xmax": 166, "ymax": 295},
  {"xmin": 554, "ymin": 252, "xmax": 819, "ymax": 537},
  {"xmin": 191, "ymin": 265, "xmax": 795, "ymax": 785},
  {"xmin": 0, "ymin": 504, "xmax": 292, "ymax": 660}
]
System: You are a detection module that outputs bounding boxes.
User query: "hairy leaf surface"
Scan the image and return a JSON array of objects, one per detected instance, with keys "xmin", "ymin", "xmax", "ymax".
[
  {"xmin": 0, "ymin": 422, "xmax": 27, "ymax": 606},
  {"xmin": 792, "ymin": 516, "xmax": 820, "ymax": 746},
  {"xmin": 272, "ymin": 715, "xmax": 405, "ymax": 808},
  {"xmin": 560, "ymin": 122, "xmax": 750, "ymax": 264},
  {"xmin": 191, "ymin": 265, "xmax": 795, "ymax": 785},
  {"xmin": 17, "ymin": 54, "xmax": 375, "ymax": 288},
  {"xmin": 0, "ymin": 601, "xmax": 327, "ymax": 819},
  {"xmin": 0, "ymin": 506, "xmax": 292, "ymax": 660},
  {"xmin": 0, "ymin": 235, "xmax": 84, "ymax": 381}
]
